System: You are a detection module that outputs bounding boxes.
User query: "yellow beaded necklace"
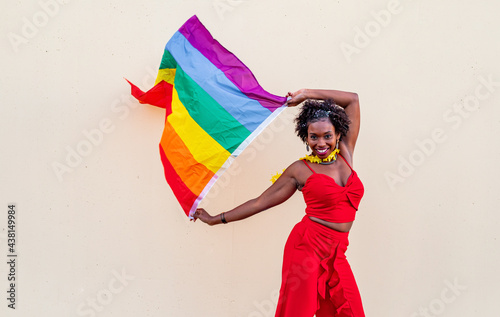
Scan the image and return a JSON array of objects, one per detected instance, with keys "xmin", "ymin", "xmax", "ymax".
[
  {"xmin": 299, "ymin": 148, "xmax": 340, "ymax": 165},
  {"xmin": 270, "ymin": 149, "xmax": 340, "ymax": 183}
]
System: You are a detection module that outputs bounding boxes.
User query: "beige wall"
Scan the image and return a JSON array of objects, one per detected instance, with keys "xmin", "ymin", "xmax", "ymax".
[{"xmin": 2, "ymin": 0, "xmax": 499, "ymax": 316}]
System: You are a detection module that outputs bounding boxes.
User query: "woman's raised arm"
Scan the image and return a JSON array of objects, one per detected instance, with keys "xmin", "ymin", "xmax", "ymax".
[{"xmin": 286, "ymin": 89, "xmax": 360, "ymax": 155}]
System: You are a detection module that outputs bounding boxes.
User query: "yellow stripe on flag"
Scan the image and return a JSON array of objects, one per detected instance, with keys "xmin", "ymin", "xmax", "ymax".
[
  {"xmin": 155, "ymin": 68, "xmax": 176, "ymax": 85},
  {"xmin": 168, "ymin": 87, "xmax": 231, "ymax": 173}
]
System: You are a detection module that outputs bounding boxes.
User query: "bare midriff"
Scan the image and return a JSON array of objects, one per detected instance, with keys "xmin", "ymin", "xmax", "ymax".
[{"xmin": 309, "ymin": 216, "xmax": 353, "ymax": 233}]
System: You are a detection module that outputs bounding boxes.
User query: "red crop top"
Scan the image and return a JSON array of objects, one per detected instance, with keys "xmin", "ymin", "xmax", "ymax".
[{"xmin": 301, "ymin": 154, "xmax": 364, "ymax": 223}]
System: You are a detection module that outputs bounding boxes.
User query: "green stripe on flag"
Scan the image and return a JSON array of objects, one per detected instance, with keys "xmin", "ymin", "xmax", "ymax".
[
  {"xmin": 160, "ymin": 50, "xmax": 177, "ymax": 69},
  {"xmin": 174, "ymin": 66, "xmax": 251, "ymax": 153}
]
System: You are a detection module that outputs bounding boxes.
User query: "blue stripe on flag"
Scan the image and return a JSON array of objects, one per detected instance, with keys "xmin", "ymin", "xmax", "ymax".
[{"xmin": 166, "ymin": 31, "xmax": 272, "ymax": 132}]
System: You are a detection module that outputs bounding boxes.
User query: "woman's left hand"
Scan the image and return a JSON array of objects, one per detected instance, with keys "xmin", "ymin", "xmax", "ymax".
[{"xmin": 191, "ymin": 208, "xmax": 216, "ymax": 225}]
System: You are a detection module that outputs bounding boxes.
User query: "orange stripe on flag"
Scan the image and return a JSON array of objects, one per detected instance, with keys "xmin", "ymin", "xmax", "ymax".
[
  {"xmin": 159, "ymin": 144, "xmax": 197, "ymax": 216},
  {"xmin": 160, "ymin": 120, "xmax": 215, "ymax": 196}
]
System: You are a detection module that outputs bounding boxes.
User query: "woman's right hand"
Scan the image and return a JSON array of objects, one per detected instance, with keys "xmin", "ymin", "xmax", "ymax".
[{"xmin": 191, "ymin": 208, "xmax": 216, "ymax": 226}]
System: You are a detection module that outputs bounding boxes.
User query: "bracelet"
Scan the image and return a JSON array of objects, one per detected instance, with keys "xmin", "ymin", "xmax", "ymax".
[{"xmin": 220, "ymin": 212, "xmax": 228, "ymax": 224}]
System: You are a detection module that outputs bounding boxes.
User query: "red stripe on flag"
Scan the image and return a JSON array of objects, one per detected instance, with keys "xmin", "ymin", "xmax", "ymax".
[
  {"xmin": 159, "ymin": 144, "xmax": 198, "ymax": 216},
  {"xmin": 126, "ymin": 79, "xmax": 173, "ymax": 111}
]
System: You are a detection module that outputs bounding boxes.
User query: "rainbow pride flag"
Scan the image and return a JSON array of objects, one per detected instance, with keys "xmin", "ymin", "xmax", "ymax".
[{"xmin": 127, "ymin": 15, "xmax": 287, "ymax": 217}]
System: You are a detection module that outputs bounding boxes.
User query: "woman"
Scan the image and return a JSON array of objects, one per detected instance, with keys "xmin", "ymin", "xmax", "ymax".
[{"xmin": 193, "ymin": 88, "xmax": 365, "ymax": 317}]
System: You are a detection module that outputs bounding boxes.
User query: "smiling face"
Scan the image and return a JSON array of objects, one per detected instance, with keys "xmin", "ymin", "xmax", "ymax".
[{"xmin": 306, "ymin": 119, "xmax": 340, "ymax": 159}]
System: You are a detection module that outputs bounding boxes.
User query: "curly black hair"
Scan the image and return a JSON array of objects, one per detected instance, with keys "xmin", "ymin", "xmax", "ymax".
[{"xmin": 294, "ymin": 99, "xmax": 350, "ymax": 143}]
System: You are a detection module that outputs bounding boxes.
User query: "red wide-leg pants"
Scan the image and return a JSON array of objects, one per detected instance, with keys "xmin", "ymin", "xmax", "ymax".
[{"xmin": 275, "ymin": 216, "xmax": 365, "ymax": 317}]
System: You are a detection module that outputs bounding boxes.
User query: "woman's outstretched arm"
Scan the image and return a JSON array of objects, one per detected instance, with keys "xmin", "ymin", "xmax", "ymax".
[
  {"xmin": 192, "ymin": 162, "xmax": 300, "ymax": 225},
  {"xmin": 286, "ymin": 89, "xmax": 360, "ymax": 155}
]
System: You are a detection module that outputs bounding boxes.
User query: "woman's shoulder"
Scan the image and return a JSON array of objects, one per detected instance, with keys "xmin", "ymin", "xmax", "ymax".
[
  {"xmin": 288, "ymin": 159, "xmax": 307, "ymax": 170},
  {"xmin": 284, "ymin": 159, "xmax": 315, "ymax": 190},
  {"xmin": 282, "ymin": 159, "xmax": 311, "ymax": 179}
]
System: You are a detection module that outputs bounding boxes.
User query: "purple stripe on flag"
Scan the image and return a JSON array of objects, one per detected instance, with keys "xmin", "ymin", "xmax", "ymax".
[{"xmin": 178, "ymin": 15, "xmax": 286, "ymax": 112}]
